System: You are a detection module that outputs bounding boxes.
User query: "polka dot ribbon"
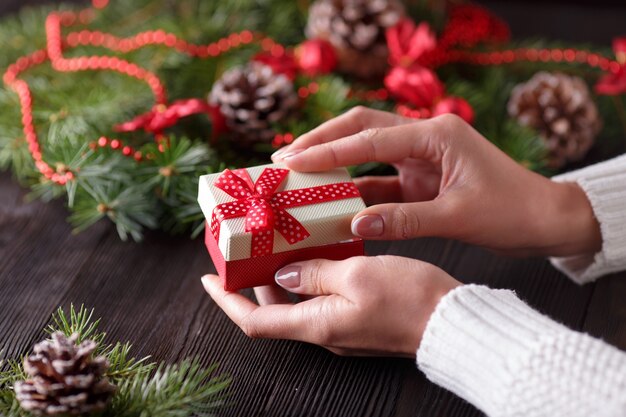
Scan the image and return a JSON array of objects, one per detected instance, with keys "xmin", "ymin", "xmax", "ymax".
[{"xmin": 211, "ymin": 168, "xmax": 361, "ymax": 258}]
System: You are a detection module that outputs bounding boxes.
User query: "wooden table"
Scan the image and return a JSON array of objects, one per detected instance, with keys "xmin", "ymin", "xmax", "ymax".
[{"xmin": 2, "ymin": 169, "xmax": 625, "ymax": 417}]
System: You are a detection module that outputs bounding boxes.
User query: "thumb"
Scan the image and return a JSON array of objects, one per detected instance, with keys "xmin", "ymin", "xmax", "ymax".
[
  {"xmin": 274, "ymin": 258, "xmax": 354, "ymax": 296},
  {"xmin": 351, "ymin": 201, "xmax": 453, "ymax": 240}
]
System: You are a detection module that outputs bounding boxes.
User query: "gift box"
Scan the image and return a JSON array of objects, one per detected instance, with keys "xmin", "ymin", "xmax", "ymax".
[{"xmin": 197, "ymin": 163, "xmax": 366, "ymax": 290}]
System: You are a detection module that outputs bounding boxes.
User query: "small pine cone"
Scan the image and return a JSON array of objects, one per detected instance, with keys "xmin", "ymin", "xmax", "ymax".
[
  {"xmin": 508, "ymin": 72, "xmax": 602, "ymax": 168},
  {"xmin": 14, "ymin": 332, "xmax": 116, "ymax": 416},
  {"xmin": 306, "ymin": 0, "xmax": 404, "ymax": 79},
  {"xmin": 209, "ymin": 63, "xmax": 299, "ymax": 147}
]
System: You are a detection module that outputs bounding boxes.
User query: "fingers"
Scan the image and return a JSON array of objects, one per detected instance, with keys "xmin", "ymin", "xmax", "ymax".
[
  {"xmin": 274, "ymin": 258, "xmax": 363, "ymax": 296},
  {"xmin": 281, "ymin": 120, "xmax": 447, "ymax": 172},
  {"xmin": 351, "ymin": 200, "xmax": 453, "ymax": 240},
  {"xmin": 353, "ymin": 176, "xmax": 402, "ymax": 205},
  {"xmin": 254, "ymin": 285, "xmax": 292, "ymax": 305},
  {"xmin": 202, "ymin": 274, "xmax": 257, "ymax": 326},
  {"xmin": 202, "ymin": 274, "xmax": 306, "ymax": 340},
  {"xmin": 272, "ymin": 107, "xmax": 409, "ymax": 162},
  {"xmin": 203, "ymin": 274, "xmax": 351, "ymax": 344}
]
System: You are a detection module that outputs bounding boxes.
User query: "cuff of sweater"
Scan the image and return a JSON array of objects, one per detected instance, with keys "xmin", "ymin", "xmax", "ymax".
[
  {"xmin": 550, "ymin": 154, "xmax": 626, "ymax": 284},
  {"xmin": 416, "ymin": 285, "xmax": 568, "ymax": 417}
]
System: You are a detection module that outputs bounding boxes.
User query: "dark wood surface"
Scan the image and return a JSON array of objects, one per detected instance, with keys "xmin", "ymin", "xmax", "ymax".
[
  {"xmin": 2, "ymin": 1, "xmax": 626, "ymax": 416},
  {"xmin": 2, "ymin": 168, "xmax": 626, "ymax": 417}
]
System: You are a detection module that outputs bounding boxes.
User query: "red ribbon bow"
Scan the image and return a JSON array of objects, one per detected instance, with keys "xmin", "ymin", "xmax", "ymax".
[
  {"xmin": 210, "ymin": 167, "xmax": 360, "ymax": 258},
  {"xmin": 114, "ymin": 98, "xmax": 226, "ymax": 137}
]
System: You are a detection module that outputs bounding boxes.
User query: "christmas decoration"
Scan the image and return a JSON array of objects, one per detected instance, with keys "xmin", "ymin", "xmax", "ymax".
[
  {"xmin": 114, "ymin": 99, "xmax": 220, "ymax": 137},
  {"xmin": 198, "ymin": 164, "xmax": 365, "ymax": 290},
  {"xmin": 508, "ymin": 72, "xmax": 602, "ymax": 168},
  {"xmin": 384, "ymin": 65, "xmax": 473, "ymax": 123},
  {"xmin": 209, "ymin": 63, "xmax": 299, "ymax": 146},
  {"xmin": 386, "ymin": 18, "xmax": 437, "ymax": 67},
  {"xmin": 14, "ymin": 332, "xmax": 116, "ymax": 416},
  {"xmin": 433, "ymin": 96, "xmax": 474, "ymax": 124},
  {"xmin": 385, "ymin": 64, "xmax": 443, "ymax": 107},
  {"xmin": 0, "ymin": 0, "xmax": 624, "ymax": 242},
  {"xmin": 295, "ymin": 39, "xmax": 338, "ymax": 76},
  {"xmin": 0, "ymin": 305, "xmax": 230, "ymax": 417},
  {"xmin": 595, "ymin": 37, "xmax": 626, "ymax": 96},
  {"xmin": 305, "ymin": 0, "xmax": 405, "ymax": 78}
]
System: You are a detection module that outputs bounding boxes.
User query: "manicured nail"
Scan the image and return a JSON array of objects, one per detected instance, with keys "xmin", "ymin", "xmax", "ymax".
[
  {"xmin": 275, "ymin": 265, "xmax": 301, "ymax": 288},
  {"xmin": 200, "ymin": 275, "xmax": 210, "ymax": 289},
  {"xmin": 351, "ymin": 215, "xmax": 384, "ymax": 237},
  {"xmin": 271, "ymin": 147, "xmax": 289, "ymax": 160},
  {"xmin": 276, "ymin": 148, "xmax": 303, "ymax": 161}
]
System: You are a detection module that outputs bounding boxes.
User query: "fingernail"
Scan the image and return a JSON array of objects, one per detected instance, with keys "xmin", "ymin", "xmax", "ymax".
[
  {"xmin": 351, "ymin": 215, "xmax": 384, "ymax": 237},
  {"xmin": 275, "ymin": 265, "xmax": 301, "ymax": 288},
  {"xmin": 271, "ymin": 147, "xmax": 289, "ymax": 159},
  {"xmin": 276, "ymin": 148, "xmax": 303, "ymax": 161}
]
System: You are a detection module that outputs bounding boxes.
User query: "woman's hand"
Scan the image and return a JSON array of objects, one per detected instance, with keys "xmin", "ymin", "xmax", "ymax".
[
  {"xmin": 202, "ymin": 256, "xmax": 460, "ymax": 357},
  {"xmin": 273, "ymin": 107, "xmax": 601, "ymax": 257}
]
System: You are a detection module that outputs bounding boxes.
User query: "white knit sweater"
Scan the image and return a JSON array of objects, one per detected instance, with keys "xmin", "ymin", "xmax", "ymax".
[{"xmin": 416, "ymin": 154, "xmax": 626, "ymax": 417}]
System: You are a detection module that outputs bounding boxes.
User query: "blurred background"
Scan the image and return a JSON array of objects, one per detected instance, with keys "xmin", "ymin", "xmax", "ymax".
[{"xmin": 1, "ymin": 0, "xmax": 625, "ymax": 43}]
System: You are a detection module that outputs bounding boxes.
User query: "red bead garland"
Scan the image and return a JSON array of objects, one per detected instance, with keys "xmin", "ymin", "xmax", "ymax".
[
  {"xmin": 435, "ymin": 47, "xmax": 621, "ymax": 73},
  {"xmin": 3, "ymin": 4, "xmax": 272, "ymax": 185}
]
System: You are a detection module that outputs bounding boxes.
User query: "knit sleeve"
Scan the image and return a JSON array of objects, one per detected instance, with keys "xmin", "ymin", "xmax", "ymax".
[
  {"xmin": 416, "ymin": 285, "xmax": 626, "ymax": 417},
  {"xmin": 550, "ymin": 154, "xmax": 626, "ymax": 284}
]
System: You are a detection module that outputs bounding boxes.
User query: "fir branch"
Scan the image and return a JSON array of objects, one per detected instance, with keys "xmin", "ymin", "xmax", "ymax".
[
  {"xmin": 46, "ymin": 305, "xmax": 154, "ymax": 383},
  {"xmin": 0, "ymin": 358, "xmax": 28, "ymax": 417},
  {"xmin": 111, "ymin": 360, "xmax": 231, "ymax": 417},
  {"xmin": 138, "ymin": 137, "xmax": 214, "ymax": 198},
  {"xmin": 102, "ymin": 344, "xmax": 153, "ymax": 382},
  {"xmin": 69, "ymin": 180, "xmax": 158, "ymax": 241},
  {"xmin": 46, "ymin": 304, "xmax": 104, "ymax": 344},
  {"xmin": 1, "ymin": 305, "xmax": 231, "ymax": 417}
]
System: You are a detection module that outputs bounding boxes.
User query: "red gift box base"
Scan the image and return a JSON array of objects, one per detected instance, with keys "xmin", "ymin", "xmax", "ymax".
[{"xmin": 205, "ymin": 225, "xmax": 364, "ymax": 291}]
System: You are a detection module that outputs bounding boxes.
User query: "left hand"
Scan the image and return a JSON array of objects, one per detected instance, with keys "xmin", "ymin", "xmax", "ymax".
[{"xmin": 202, "ymin": 256, "xmax": 460, "ymax": 357}]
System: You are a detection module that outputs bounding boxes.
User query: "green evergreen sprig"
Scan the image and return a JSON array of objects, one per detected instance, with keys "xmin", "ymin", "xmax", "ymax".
[{"xmin": 0, "ymin": 305, "xmax": 231, "ymax": 417}]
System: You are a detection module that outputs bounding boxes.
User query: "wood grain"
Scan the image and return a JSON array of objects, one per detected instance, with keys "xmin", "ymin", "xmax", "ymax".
[{"xmin": 2, "ymin": 170, "xmax": 625, "ymax": 417}]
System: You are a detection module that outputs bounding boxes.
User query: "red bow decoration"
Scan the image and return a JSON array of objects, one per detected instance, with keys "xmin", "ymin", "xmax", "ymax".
[
  {"xmin": 386, "ymin": 19, "xmax": 437, "ymax": 68},
  {"xmin": 210, "ymin": 168, "xmax": 360, "ymax": 258},
  {"xmin": 385, "ymin": 64, "xmax": 445, "ymax": 108},
  {"xmin": 432, "ymin": 97, "xmax": 474, "ymax": 123},
  {"xmin": 295, "ymin": 39, "xmax": 338, "ymax": 76},
  {"xmin": 384, "ymin": 19, "xmax": 474, "ymax": 124},
  {"xmin": 114, "ymin": 98, "xmax": 225, "ymax": 137},
  {"xmin": 595, "ymin": 37, "xmax": 626, "ymax": 96}
]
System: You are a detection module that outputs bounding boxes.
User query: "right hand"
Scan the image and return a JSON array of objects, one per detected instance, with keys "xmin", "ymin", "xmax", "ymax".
[{"xmin": 272, "ymin": 107, "xmax": 601, "ymax": 257}]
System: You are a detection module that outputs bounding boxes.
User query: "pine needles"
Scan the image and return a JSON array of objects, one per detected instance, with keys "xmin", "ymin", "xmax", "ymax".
[{"xmin": 0, "ymin": 305, "xmax": 231, "ymax": 417}]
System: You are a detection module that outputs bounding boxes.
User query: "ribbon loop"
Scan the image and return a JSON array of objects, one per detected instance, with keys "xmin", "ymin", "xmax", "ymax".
[{"xmin": 213, "ymin": 168, "xmax": 255, "ymax": 199}]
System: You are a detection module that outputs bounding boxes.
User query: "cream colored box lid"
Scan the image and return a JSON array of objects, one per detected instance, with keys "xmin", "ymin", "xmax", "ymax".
[{"xmin": 198, "ymin": 163, "xmax": 365, "ymax": 261}]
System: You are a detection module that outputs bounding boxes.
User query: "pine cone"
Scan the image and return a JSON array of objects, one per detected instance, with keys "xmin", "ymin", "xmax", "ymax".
[
  {"xmin": 209, "ymin": 63, "xmax": 299, "ymax": 147},
  {"xmin": 14, "ymin": 332, "xmax": 116, "ymax": 416},
  {"xmin": 508, "ymin": 72, "xmax": 602, "ymax": 168},
  {"xmin": 306, "ymin": 0, "xmax": 404, "ymax": 79}
]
